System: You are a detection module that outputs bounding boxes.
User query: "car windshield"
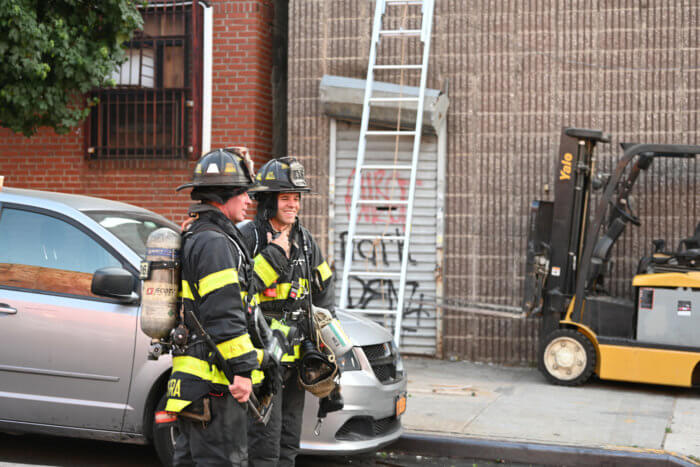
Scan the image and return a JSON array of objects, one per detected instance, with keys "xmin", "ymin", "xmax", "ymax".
[{"xmin": 85, "ymin": 211, "xmax": 178, "ymax": 258}]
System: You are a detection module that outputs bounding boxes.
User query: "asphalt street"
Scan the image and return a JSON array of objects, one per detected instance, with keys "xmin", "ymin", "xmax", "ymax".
[{"xmin": 0, "ymin": 432, "xmax": 530, "ymax": 467}]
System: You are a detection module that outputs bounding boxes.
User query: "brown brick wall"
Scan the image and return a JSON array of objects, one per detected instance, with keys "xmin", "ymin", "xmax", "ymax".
[
  {"xmin": 288, "ymin": 0, "xmax": 700, "ymax": 363},
  {"xmin": 0, "ymin": 0, "xmax": 276, "ymax": 225}
]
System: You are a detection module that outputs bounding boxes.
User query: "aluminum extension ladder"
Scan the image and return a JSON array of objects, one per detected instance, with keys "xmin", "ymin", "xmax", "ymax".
[{"xmin": 338, "ymin": 0, "xmax": 435, "ymax": 347}]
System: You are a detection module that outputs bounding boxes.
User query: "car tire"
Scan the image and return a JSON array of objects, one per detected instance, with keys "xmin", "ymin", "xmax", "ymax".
[
  {"xmin": 153, "ymin": 393, "xmax": 177, "ymax": 466},
  {"xmin": 538, "ymin": 329, "xmax": 595, "ymax": 386}
]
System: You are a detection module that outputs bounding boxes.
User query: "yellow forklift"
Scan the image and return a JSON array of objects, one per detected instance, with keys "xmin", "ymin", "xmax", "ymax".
[{"xmin": 523, "ymin": 128, "xmax": 700, "ymax": 387}]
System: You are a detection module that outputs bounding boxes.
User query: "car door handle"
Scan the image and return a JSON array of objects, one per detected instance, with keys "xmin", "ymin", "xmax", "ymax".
[{"xmin": 0, "ymin": 303, "xmax": 17, "ymax": 315}]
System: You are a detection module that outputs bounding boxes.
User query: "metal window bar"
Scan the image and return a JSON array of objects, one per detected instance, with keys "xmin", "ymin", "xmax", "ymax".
[{"xmin": 87, "ymin": 1, "xmax": 199, "ymax": 159}]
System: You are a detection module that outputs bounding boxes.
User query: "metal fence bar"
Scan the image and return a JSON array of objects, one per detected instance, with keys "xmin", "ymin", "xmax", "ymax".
[{"xmin": 88, "ymin": 0, "xmax": 196, "ymax": 160}]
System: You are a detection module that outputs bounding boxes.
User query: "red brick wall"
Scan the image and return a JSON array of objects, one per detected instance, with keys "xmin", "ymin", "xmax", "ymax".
[
  {"xmin": 0, "ymin": 0, "xmax": 275, "ymax": 225},
  {"xmin": 210, "ymin": 0, "xmax": 274, "ymax": 163}
]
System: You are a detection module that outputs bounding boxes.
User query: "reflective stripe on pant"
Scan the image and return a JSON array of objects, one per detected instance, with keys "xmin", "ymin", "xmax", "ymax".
[
  {"xmin": 247, "ymin": 367, "xmax": 305, "ymax": 467},
  {"xmin": 174, "ymin": 393, "xmax": 248, "ymax": 467}
]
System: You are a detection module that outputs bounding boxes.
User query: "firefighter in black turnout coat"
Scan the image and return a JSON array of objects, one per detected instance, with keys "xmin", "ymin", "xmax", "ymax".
[
  {"xmin": 166, "ymin": 148, "xmax": 263, "ymax": 466},
  {"xmin": 240, "ymin": 157, "xmax": 336, "ymax": 467}
]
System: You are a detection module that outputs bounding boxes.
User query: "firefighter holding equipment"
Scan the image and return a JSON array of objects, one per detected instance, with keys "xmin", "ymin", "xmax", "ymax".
[
  {"xmin": 239, "ymin": 156, "xmax": 343, "ymax": 467},
  {"xmin": 165, "ymin": 147, "xmax": 261, "ymax": 466}
]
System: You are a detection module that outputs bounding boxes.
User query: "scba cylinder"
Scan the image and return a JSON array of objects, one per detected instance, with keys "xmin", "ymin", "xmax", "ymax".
[
  {"xmin": 312, "ymin": 305, "xmax": 353, "ymax": 357},
  {"xmin": 141, "ymin": 228, "xmax": 181, "ymax": 339},
  {"xmin": 320, "ymin": 318, "xmax": 353, "ymax": 357}
]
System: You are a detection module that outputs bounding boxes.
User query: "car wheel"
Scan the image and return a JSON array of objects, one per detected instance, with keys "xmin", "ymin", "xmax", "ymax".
[
  {"xmin": 538, "ymin": 329, "xmax": 595, "ymax": 386},
  {"xmin": 153, "ymin": 393, "xmax": 177, "ymax": 466}
]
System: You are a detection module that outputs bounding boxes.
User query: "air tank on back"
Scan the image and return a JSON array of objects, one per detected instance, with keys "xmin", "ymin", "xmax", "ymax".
[{"xmin": 140, "ymin": 227, "xmax": 181, "ymax": 339}]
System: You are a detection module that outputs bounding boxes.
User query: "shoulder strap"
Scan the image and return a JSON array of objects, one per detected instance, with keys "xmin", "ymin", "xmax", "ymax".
[
  {"xmin": 236, "ymin": 220, "xmax": 261, "ymax": 257},
  {"xmin": 297, "ymin": 225, "xmax": 316, "ymax": 304},
  {"xmin": 185, "ymin": 223, "xmax": 245, "ymax": 272},
  {"xmin": 299, "ymin": 226, "xmax": 314, "ymax": 272}
]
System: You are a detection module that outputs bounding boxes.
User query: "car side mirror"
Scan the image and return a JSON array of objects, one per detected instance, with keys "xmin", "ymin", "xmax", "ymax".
[{"xmin": 92, "ymin": 267, "xmax": 138, "ymax": 303}]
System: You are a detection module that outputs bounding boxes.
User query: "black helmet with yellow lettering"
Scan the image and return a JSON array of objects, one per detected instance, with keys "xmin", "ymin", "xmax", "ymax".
[
  {"xmin": 177, "ymin": 147, "xmax": 256, "ymax": 203},
  {"xmin": 251, "ymin": 156, "xmax": 310, "ymax": 222},
  {"xmin": 251, "ymin": 156, "xmax": 311, "ymax": 194},
  {"xmin": 177, "ymin": 147, "xmax": 256, "ymax": 192}
]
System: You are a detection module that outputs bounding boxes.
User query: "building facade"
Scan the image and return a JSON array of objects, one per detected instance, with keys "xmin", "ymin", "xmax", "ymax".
[
  {"xmin": 287, "ymin": 1, "xmax": 700, "ymax": 362},
  {"xmin": 2, "ymin": 1, "xmax": 698, "ymax": 363}
]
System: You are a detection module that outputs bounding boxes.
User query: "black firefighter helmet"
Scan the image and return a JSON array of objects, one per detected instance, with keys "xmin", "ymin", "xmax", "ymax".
[
  {"xmin": 251, "ymin": 156, "xmax": 311, "ymax": 222},
  {"xmin": 251, "ymin": 156, "xmax": 311, "ymax": 194},
  {"xmin": 177, "ymin": 148, "xmax": 257, "ymax": 203},
  {"xmin": 177, "ymin": 147, "xmax": 256, "ymax": 192}
]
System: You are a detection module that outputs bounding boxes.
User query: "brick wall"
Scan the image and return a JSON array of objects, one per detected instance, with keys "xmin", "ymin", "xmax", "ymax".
[
  {"xmin": 0, "ymin": 0, "xmax": 276, "ymax": 225},
  {"xmin": 288, "ymin": 0, "xmax": 700, "ymax": 363}
]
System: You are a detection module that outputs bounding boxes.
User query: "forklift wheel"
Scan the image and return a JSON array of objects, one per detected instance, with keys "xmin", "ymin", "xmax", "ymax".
[{"xmin": 539, "ymin": 329, "xmax": 595, "ymax": 386}]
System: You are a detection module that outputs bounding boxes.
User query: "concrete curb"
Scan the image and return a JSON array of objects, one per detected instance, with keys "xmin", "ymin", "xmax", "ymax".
[{"xmin": 389, "ymin": 433, "xmax": 699, "ymax": 466}]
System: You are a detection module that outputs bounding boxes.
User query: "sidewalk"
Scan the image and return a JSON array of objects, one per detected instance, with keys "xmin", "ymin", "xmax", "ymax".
[{"xmin": 396, "ymin": 357, "xmax": 700, "ymax": 465}]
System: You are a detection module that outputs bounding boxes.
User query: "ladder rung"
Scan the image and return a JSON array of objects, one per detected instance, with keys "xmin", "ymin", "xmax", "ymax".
[
  {"xmin": 337, "ymin": 308, "xmax": 398, "ymax": 316},
  {"xmin": 369, "ymin": 97, "xmax": 420, "ymax": 103},
  {"xmin": 351, "ymin": 234, "xmax": 406, "ymax": 241},
  {"xmin": 365, "ymin": 130, "xmax": 416, "ymax": 136},
  {"xmin": 361, "ymin": 164, "xmax": 413, "ymax": 170},
  {"xmin": 374, "ymin": 64, "xmax": 423, "ymax": 70},
  {"xmin": 380, "ymin": 29, "xmax": 421, "ymax": 37},
  {"xmin": 349, "ymin": 271, "xmax": 402, "ymax": 278},
  {"xmin": 358, "ymin": 199, "xmax": 408, "ymax": 205}
]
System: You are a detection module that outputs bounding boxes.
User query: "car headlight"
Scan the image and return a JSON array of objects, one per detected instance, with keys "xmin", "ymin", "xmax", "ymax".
[{"xmin": 336, "ymin": 347, "xmax": 362, "ymax": 372}]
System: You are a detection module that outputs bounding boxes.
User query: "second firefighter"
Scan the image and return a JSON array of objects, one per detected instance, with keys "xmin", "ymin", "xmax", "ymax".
[{"xmin": 240, "ymin": 157, "xmax": 336, "ymax": 467}]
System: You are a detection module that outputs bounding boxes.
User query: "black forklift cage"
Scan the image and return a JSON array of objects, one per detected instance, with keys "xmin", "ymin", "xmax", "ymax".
[{"xmin": 570, "ymin": 143, "xmax": 700, "ymax": 323}]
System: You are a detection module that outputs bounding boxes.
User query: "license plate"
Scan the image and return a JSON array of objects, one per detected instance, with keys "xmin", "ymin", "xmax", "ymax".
[{"xmin": 395, "ymin": 393, "xmax": 407, "ymax": 417}]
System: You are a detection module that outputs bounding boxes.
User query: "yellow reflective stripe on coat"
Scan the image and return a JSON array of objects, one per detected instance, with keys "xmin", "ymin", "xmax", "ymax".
[
  {"xmin": 165, "ymin": 398, "xmax": 191, "ymax": 413},
  {"xmin": 256, "ymin": 349, "xmax": 264, "ymax": 366},
  {"xmin": 217, "ymin": 334, "xmax": 255, "ymax": 360},
  {"xmin": 259, "ymin": 279, "xmax": 309, "ymax": 302},
  {"xmin": 180, "ymin": 280, "xmax": 195, "ymax": 300},
  {"xmin": 172, "ymin": 355, "xmax": 265, "ymax": 385},
  {"xmin": 251, "ymin": 370, "xmax": 264, "ymax": 385},
  {"xmin": 281, "ymin": 344, "xmax": 301, "ymax": 363},
  {"xmin": 199, "ymin": 268, "xmax": 238, "ymax": 297},
  {"xmin": 254, "ymin": 255, "xmax": 279, "ymax": 287},
  {"xmin": 316, "ymin": 261, "xmax": 332, "ymax": 281},
  {"xmin": 172, "ymin": 356, "xmax": 230, "ymax": 385},
  {"xmin": 270, "ymin": 319, "xmax": 290, "ymax": 337}
]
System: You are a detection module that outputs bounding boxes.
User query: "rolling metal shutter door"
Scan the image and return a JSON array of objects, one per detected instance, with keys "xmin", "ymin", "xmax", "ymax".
[{"xmin": 332, "ymin": 120, "xmax": 438, "ymax": 355}]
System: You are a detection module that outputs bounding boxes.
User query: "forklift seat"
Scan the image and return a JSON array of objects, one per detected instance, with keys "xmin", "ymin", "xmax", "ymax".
[
  {"xmin": 638, "ymin": 222, "xmax": 700, "ymax": 273},
  {"xmin": 679, "ymin": 221, "xmax": 700, "ymax": 250},
  {"xmin": 675, "ymin": 249, "xmax": 700, "ymax": 268}
]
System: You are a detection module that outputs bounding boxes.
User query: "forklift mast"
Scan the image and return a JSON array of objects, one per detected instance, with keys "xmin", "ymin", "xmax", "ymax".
[{"xmin": 522, "ymin": 128, "xmax": 610, "ymax": 335}]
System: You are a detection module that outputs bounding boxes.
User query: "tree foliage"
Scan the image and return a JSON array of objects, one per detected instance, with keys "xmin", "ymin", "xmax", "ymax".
[{"xmin": 0, "ymin": 0, "xmax": 143, "ymax": 136}]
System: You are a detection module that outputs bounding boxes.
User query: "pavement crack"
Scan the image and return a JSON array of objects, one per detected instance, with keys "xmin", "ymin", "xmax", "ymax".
[
  {"xmin": 662, "ymin": 396, "xmax": 678, "ymax": 448},
  {"xmin": 460, "ymin": 390, "xmax": 503, "ymax": 432}
]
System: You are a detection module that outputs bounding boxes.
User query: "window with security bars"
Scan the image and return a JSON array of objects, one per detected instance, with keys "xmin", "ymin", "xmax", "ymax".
[{"xmin": 87, "ymin": 2, "xmax": 202, "ymax": 159}]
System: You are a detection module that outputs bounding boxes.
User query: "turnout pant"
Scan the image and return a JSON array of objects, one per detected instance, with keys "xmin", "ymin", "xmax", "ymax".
[
  {"xmin": 174, "ymin": 393, "xmax": 248, "ymax": 467},
  {"xmin": 248, "ymin": 367, "xmax": 306, "ymax": 467}
]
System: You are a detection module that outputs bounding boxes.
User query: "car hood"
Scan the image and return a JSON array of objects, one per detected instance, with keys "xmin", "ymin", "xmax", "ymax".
[{"xmin": 335, "ymin": 310, "xmax": 393, "ymax": 347}]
